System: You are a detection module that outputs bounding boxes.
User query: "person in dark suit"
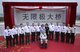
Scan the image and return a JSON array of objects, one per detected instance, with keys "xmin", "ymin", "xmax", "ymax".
[{"xmin": 45, "ymin": 23, "xmax": 49, "ymax": 40}]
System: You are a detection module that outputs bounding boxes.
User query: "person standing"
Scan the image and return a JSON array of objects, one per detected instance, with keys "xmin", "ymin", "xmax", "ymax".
[
  {"xmin": 17, "ymin": 26, "xmax": 21, "ymax": 45},
  {"xmin": 66, "ymin": 24, "xmax": 71, "ymax": 43},
  {"xmin": 19, "ymin": 24, "xmax": 25, "ymax": 45},
  {"xmin": 70, "ymin": 25, "xmax": 76, "ymax": 44},
  {"xmin": 49, "ymin": 23, "xmax": 55, "ymax": 40},
  {"xmin": 55, "ymin": 23, "xmax": 60, "ymax": 42},
  {"xmin": 3, "ymin": 26, "xmax": 13, "ymax": 48},
  {"xmin": 45, "ymin": 23, "xmax": 49, "ymax": 40},
  {"xmin": 35, "ymin": 23, "xmax": 40, "ymax": 41},
  {"xmin": 40, "ymin": 24, "xmax": 45, "ymax": 34},
  {"xmin": 30, "ymin": 23, "xmax": 36, "ymax": 42},
  {"xmin": 60, "ymin": 25, "xmax": 66, "ymax": 42},
  {"xmin": 24, "ymin": 23, "xmax": 31, "ymax": 44},
  {"xmin": 12, "ymin": 26, "xmax": 18, "ymax": 46}
]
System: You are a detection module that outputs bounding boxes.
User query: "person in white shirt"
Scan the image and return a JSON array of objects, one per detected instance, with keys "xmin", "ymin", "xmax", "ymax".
[
  {"xmin": 4, "ymin": 26, "xmax": 13, "ymax": 48},
  {"xmin": 35, "ymin": 23, "xmax": 40, "ymax": 41},
  {"xmin": 54, "ymin": 23, "xmax": 60, "ymax": 42},
  {"xmin": 19, "ymin": 24, "xmax": 25, "ymax": 45},
  {"xmin": 70, "ymin": 24, "xmax": 76, "ymax": 44},
  {"xmin": 66, "ymin": 24, "xmax": 71, "ymax": 43},
  {"xmin": 60, "ymin": 25, "xmax": 66, "ymax": 42},
  {"xmin": 49, "ymin": 23, "xmax": 55, "ymax": 40},
  {"xmin": 30, "ymin": 23, "xmax": 36, "ymax": 42},
  {"xmin": 12, "ymin": 26, "xmax": 18, "ymax": 46},
  {"xmin": 40, "ymin": 30, "xmax": 47, "ymax": 48},
  {"xmin": 24, "ymin": 23, "xmax": 31, "ymax": 44}
]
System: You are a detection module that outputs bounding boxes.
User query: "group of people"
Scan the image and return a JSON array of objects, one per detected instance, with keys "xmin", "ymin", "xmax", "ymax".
[{"xmin": 3, "ymin": 23, "xmax": 76, "ymax": 48}]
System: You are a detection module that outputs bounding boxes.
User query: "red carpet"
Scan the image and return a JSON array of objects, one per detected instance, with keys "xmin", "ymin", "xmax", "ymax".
[{"xmin": 0, "ymin": 35, "xmax": 80, "ymax": 52}]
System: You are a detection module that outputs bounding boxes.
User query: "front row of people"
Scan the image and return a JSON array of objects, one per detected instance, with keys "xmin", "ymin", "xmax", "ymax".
[{"xmin": 3, "ymin": 23, "xmax": 76, "ymax": 48}]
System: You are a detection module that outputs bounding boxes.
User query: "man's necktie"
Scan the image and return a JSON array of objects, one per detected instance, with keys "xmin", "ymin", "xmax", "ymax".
[{"xmin": 8, "ymin": 30, "xmax": 10, "ymax": 36}]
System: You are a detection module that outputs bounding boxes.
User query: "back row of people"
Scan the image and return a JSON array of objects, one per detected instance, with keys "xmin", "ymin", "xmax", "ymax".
[{"xmin": 4, "ymin": 23, "xmax": 76, "ymax": 48}]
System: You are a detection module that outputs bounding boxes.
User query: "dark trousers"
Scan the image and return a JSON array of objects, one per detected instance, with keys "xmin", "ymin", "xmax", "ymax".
[
  {"xmin": 25, "ymin": 33, "xmax": 30, "ymax": 44},
  {"xmin": 36, "ymin": 32, "xmax": 40, "ymax": 41},
  {"xmin": 13, "ymin": 34, "xmax": 18, "ymax": 46},
  {"xmin": 6, "ymin": 35, "xmax": 12, "ymax": 48},
  {"xmin": 46, "ymin": 31, "xmax": 49, "ymax": 39},
  {"xmin": 66, "ymin": 33, "xmax": 70, "ymax": 43},
  {"xmin": 71, "ymin": 33, "xmax": 75, "ymax": 44},
  {"xmin": 55, "ymin": 32, "xmax": 59, "ymax": 41},
  {"xmin": 20, "ymin": 34, "xmax": 24, "ymax": 45},
  {"xmin": 31, "ymin": 32, "xmax": 35, "ymax": 42},
  {"xmin": 61, "ymin": 32, "xmax": 65, "ymax": 42},
  {"xmin": 49, "ymin": 31, "xmax": 54, "ymax": 40}
]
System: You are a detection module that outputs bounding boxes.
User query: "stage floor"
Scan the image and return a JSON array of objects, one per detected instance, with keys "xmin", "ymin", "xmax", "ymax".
[{"xmin": 0, "ymin": 35, "xmax": 80, "ymax": 52}]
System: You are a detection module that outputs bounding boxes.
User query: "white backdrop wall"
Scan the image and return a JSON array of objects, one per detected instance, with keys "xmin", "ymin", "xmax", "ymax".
[{"xmin": 14, "ymin": 8, "xmax": 66, "ymax": 25}]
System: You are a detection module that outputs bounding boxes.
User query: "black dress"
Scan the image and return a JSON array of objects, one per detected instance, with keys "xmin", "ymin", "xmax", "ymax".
[{"xmin": 45, "ymin": 27, "xmax": 49, "ymax": 39}]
